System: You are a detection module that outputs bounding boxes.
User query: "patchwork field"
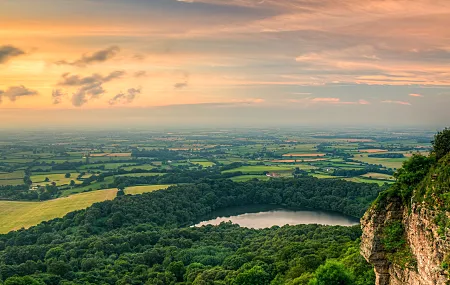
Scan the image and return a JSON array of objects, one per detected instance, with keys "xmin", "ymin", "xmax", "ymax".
[
  {"xmin": 282, "ymin": 153, "xmax": 326, "ymax": 157},
  {"xmin": 230, "ymin": 175, "xmax": 271, "ymax": 182},
  {"xmin": 352, "ymin": 154, "xmax": 407, "ymax": 169},
  {"xmin": 31, "ymin": 172, "xmax": 85, "ymax": 186},
  {"xmin": 222, "ymin": 165, "xmax": 295, "ymax": 174},
  {"xmin": 0, "ymin": 189, "xmax": 118, "ymax": 233}
]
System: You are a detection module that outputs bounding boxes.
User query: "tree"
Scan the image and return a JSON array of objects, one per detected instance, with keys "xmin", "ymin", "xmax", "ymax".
[
  {"xmin": 309, "ymin": 260, "xmax": 354, "ymax": 285},
  {"xmin": 65, "ymin": 173, "xmax": 71, "ymax": 178},
  {"xmin": 432, "ymin": 128, "xmax": 450, "ymax": 161},
  {"xmin": 117, "ymin": 184, "xmax": 126, "ymax": 197},
  {"xmin": 70, "ymin": 180, "xmax": 75, "ymax": 186},
  {"xmin": 44, "ymin": 177, "xmax": 50, "ymax": 182},
  {"xmin": 4, "ymin": 276, "xmax": 41, "ymax": 285},
  {"xmin": 234, "ymin": 266, "xmax": 270, "ymax": 285}
]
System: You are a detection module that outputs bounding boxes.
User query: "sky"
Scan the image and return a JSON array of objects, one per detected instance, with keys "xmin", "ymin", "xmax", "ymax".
[{"xmin": 0, "ymin": 0, "xmax": 449, "ymax": 128}]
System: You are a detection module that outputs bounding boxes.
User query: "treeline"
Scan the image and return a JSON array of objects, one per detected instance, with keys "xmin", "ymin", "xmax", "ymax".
[
  {"xmin": 0, "ymin": 178, "xmax": 380, "ymax": 284},
  {"xmin": 332, "ymin": 167, "xmax": 394, "ymax": 178},
  {"xmin": 114, "ymin": 169, "xmax": 243, "ymax": 187},
  {"xmin": 368, "ymin": 153, "xmax": 405, "ymax": 158}
]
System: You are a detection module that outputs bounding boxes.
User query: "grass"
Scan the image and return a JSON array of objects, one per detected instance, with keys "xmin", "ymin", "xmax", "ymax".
[
  {"xmin": 310, "ymin": 173, "xmax": 338, "ymax": 179},
  {"xmin": 344, "ymin": 177, "xmax": 393, "ymax": 186},
  {"xmin": 230, "ymin": 175, "xmax": 270, "ymax": 182},
  {"xmin": 192, "ymin": 161, "xmax": 215, "ymax": 167},
  {"xmin": 122, "ymin": 164, "xmax": 154, "ymax": 171},
  {"xmin": 361, "ymin": 172, "xmax": 395, "ymax": 180},
  {"xmin": 0, "ymin": 189, "xmax": 118, "ymax": 234},
  {"xmin": 60, "ymin": 176, "xmax": 115, "ymax": 197},
  {"xmin": 282, "ymin": 153, "xmax": 326, "ymax": 157},
  {"xmin": 222, "ymin": 165, "xmax": 295, "ymax": 174},
  {"xmin": 116, "ymin": 173, "xmax": 162, "ymax": 177},
  {"xmin": 352, "ymin": 154, "xmax": 407, "ymax": 169},
  {"xmin": 0, "ymin": 170, "xmax": 24, "ymax": 180},
  {"xmin": 30, "ymin": 173, "xmax": 84, "ymax": 186},
  {"xmin": 0, "ymin": 179, "xmax": 24, "ymax": 186},
  {"xmin": 124, "ymin": 185, "xmax": 172, "ymax": 195}
]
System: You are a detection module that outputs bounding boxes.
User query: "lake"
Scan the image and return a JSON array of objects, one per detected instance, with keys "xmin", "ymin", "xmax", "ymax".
[{"xmin": 194, "ymin": 205, "xmax": 359, "ymax": 229}]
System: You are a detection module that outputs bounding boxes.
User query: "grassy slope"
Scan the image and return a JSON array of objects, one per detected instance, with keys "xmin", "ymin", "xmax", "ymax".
[{"xmin": 0, "ymin": 189, "xmax": 117, "ymax": 234}]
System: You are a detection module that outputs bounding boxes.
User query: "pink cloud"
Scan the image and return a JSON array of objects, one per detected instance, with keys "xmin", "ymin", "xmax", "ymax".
[
  {"xmin": 358, "ymin": 99, "xmax": 371, "ymax": 105},
  {"xmin": 382, "ymin": 100, "xmax": 412, "ymax": 105},
  {"xmin": 289, "ymin": 97, "xmax": 371, "ymax": 105},
  {"xmin": 409, "ymin": 93, "xmax": 423, "ymax": 97},
  {"xmin": 311, "ymin": 97, "xmax": 341, "ymax": 103}
]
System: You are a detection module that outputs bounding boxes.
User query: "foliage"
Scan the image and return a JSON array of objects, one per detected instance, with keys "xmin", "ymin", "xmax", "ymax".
[
  {"xmin": 431, "ymin": 127, "xmax": 450, "ymax": 161},
  {"xmin": 309, "ymin": 260, "xmax": 354, "ymax": 285},
  {"xmin": 0, "ymin": 178, "xmax": 377, "ymax": 284}
]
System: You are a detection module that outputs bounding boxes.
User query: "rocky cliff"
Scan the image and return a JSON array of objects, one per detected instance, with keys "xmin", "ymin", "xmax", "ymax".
[{"xmin": 361, "ymin": 153, "xmax": 450, "ymax": 285}]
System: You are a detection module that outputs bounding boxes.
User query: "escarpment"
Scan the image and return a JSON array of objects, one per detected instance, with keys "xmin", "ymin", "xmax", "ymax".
[{"xmin": 361, "ymin": 152, "xmax": 450, "ymax": 285}]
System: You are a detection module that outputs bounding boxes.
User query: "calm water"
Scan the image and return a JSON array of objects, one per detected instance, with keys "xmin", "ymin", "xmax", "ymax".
[{"xmin": 194, "ymin": 205, "xmax": 359, "ymax": 229}]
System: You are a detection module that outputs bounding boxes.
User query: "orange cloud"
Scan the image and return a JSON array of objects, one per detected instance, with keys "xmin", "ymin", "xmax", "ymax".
[
  {"xmin": 409, "ymin": 93, "xmax": 423, "ymax": 97},
  {"xmin": 382, "ymin": 100, "xmax": 411, "ymax": 105}
]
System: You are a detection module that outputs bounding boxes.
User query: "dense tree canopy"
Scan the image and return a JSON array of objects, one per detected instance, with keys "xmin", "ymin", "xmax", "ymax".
[{"xmin": 0, "ymin": 178, "xmax": 381, "ymax": 284}]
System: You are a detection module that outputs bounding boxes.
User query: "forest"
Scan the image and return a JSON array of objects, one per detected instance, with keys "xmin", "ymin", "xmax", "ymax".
[{"xmin": 0, "ymin": 177, "xmax": 383, "ymax": 284}]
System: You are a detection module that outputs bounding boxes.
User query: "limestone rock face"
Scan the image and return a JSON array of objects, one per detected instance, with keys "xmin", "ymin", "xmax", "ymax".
[{"xmin": 361, "ymin": 196, "xmax": 449, "ymax": 285}]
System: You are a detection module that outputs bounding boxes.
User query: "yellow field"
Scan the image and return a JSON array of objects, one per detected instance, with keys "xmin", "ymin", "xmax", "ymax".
[
  {"xmin": 124, "ymin": 185, "xmax": 172, "ymax": 195},
  {"xmin": 31, "ymin": 173, "xmax": 84, "ymax": 186},
  {"xmin": 0, "ymin": 189, "xmax": 117, "ymax": 234}
]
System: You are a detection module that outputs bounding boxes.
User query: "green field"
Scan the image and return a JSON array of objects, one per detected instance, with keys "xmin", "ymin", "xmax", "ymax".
[
  {"xmin": 60, "ymin": 176, "xmax": 116, "ymax": 197},
  {"xmin": 352, "ymin": 154, "xmax": 407, "ymax": 169},
  {"xmin": 0, "ymin": 189, "xmax": 118, "ymax": 233},
  {"xmin": 0, "ymin": 179, "xmax": 24, "ymax": 186},
  {"xmin": 192, "ymin": 161, "xmax": 215, "ymax": 167},
  {"xmin": 122, "ymin": 164, "xmax": 155, "ymax": 171},
  {"xmin": 223, "ymin": 165, "xmax": 295, "ymax": 174},
  {"xmin": 230, "ymin": 175, "xmax": 270, "ymax": 182},
  {"xmin": 124, "ymin": 185, "xmax": 172, "ymax": 195},
  {"xmin": 344, "ymin": 177, "xmax": 394, "ymax": 186},
  {"xmin": 0, "ymin": 170, "xmax": 24, "ymax": 180},
  {"xmin": 30, "ymin": 172, "xmax": 85, "ymax": 186},
  {"xmin": 117, "ymin": 173, "xmax": 162, "ymax": 177}
]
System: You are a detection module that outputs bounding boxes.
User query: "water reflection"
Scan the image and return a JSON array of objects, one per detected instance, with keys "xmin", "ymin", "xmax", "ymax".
[{"xmin": 195, "ymin": 205, "xmax": 359, "ymax": 229}]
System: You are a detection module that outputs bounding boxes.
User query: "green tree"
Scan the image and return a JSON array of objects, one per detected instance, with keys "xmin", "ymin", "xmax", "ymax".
[
  {"xmin": 309, "ymin": 260, "xmax": 354, "ymax": 285},
  {"xmin": 234, "ymin": 266, "xmax": 270, "ymax": 285},
  {"xmin": 64, "ymin": 173, "xmax": 71, "ymax": 178},
  {"xmin": 167, "ymin": 261, "xmax": 186, "ymax": 282},
  {"xmin": 4, "ymin": 276, "xmax": 41, "ymax": 285},
  {"xmin": 432, "ymin": 128, "xmax": 450, "ymax": 161}
]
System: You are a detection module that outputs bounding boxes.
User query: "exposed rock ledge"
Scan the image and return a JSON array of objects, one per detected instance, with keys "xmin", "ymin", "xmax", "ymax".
[{"xmin": 361, "ymin": 196, "xmax": 449, "ymax": 285}]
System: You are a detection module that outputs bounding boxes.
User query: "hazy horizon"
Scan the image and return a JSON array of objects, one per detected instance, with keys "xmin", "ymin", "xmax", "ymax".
[{"xmin": 1, "ymin": 0, "xmax": 449, "ymax": 127}]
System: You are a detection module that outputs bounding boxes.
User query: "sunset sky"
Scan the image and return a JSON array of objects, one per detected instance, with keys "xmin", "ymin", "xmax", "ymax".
[{"xmin": 1, "ymin": 0, "xmax": 449, "ymax": 128}]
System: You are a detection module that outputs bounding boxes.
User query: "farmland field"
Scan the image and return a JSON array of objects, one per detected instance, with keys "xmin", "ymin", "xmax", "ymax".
[
  {"xmin": 0, "ymin": 189, "xmax": 117, "ymax": 233},
  {"xmin": 230, "ymin": 175, "xmax": 271, "ymax": 182},
  {"xmin": 124, "ymin": 185, "xmax": 171, "ymax": 195},
  {"xmin": 352, "ymin": 154, "xmax": 407, "ymax": 169},
  {"xmin": 222, "ymin": 165, "xmax": 295, "ymax": 174},
  {"xmin": 361, "ymin": 172, "xmax": 395, "ymax": 180},
  {"xmin": 30, "ymin": 173, "xmax": 85, "ymax": 186}
]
